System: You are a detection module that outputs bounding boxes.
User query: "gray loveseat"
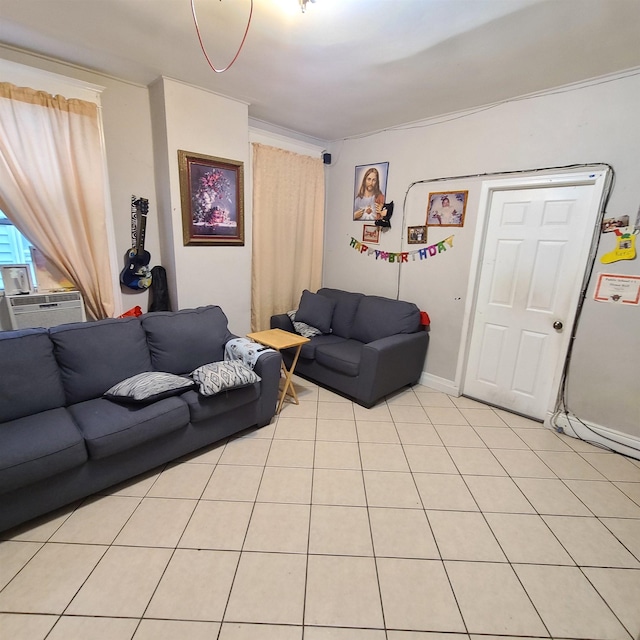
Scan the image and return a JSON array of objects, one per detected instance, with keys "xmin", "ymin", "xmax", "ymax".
[
  {"xmin": 0, "ymin": 305, "xmax": 281, "ymax": 533},
  {"xmin": 270, "ymin": 288, "xmax": 428, "ymax": 408}
]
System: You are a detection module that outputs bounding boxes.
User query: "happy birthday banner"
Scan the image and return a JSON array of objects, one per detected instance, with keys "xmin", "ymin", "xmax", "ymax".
[{"xmin": 350, "ymin": 235, "xmax": 455, "ymax": 263}]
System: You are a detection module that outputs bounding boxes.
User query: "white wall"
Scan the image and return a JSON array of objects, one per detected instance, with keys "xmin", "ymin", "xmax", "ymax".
[
  {"xmin": 0, "ymin": 48, "xmax": 324, "ymax": 338},
  {"xmin": 0, "ymin": 46, "xmax": 160, "ymax": 317},
  {"xmin": 150, "ymin": 77, "xmax": 251, "ymax": 335},
  {"xmin": 324, "ymin": 71, "xmax": 640, "ymax": 436},
  {"xmin": 3, "ymin": 44, "xmax": 637, "ymax": 436}
]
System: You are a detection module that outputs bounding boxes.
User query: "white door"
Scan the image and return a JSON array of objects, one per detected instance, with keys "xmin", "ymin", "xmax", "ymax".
[{"xmin": 463, "ymin": 181, "xmax": 601, "ymax": 420}]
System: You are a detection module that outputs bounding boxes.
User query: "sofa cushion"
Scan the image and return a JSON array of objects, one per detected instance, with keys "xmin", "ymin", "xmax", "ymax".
[
  {"xmin": 50, "ymin": 317, "xmax": 152, "ymax": 405},
  {"xmin": 350, "ymin": 295, "xmax": 421, "ymax": 344},
  {"xmin": 296, "ymin": 334, "xmax": 347, "ymax": 360},
  {"xmin": 105, "ymin": 372, "xmax": 195, "ymax": 403},
  {"xmin": 317, "ymin": 288, "xmax": 364, "ymax": 338},
  {"xmin": 142, "ymin": 306, "xmax": 234, "ymax": 374},
  {"xmin": 0, "ymin": 408, "xmax": 87, "ymax": 494},
  {"xmin": 69, "ymin": 396, "xmax": 189, "ymax": 459},
  {"xmin": 0, "ymin": 328, "xmax": 66, "ymax": 423},
  {"xmin": 191, "ymin": 361, "xmax": 261, "ymax": 396},
  {"xmin": 314, "ymin": 339, "xmax": 364, "ymax": 377},
  {"xmin": 286, "ymin": 311, "xmax": 323, "ymax": 338},
  {"xmin": 296, "ymin": 290, "xmax": 336, "ymax": 334},
  {"xmin": 182, "ymin": 385, "xmax": 260, "ymax": 423}
]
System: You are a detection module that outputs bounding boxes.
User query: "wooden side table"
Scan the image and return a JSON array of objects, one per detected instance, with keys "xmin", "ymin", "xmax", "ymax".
[{"xmin": 247, "ymin": 328, "xmax": 310, "ymax": 413}]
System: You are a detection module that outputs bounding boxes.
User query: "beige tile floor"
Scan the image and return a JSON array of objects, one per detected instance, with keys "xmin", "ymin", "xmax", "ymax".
[{"xmin": 2, "ymin": 379, "xmax": 640, "ymax": 640}]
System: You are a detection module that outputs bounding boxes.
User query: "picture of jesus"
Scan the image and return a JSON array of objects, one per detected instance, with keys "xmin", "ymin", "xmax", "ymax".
[{"xmin": 353, "ymin": 162, "xmax": 389, "ymax": 221}]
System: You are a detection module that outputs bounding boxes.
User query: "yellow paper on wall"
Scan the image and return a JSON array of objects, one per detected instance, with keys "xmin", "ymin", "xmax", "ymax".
[{"xmin": 601, "ymin": 229, "xmax": 637, "ymax": 264}]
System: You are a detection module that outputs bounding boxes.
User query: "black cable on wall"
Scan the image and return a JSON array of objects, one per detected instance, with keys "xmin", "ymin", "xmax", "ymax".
[{"xmin": 396, "ymin": 162, "xmax": 615, "ymax": 439}]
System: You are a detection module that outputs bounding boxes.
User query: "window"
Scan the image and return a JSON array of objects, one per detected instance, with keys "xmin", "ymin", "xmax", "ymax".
[{"xmin": 0, "ymin": 210, "xmax": 35, "ymax": 289}]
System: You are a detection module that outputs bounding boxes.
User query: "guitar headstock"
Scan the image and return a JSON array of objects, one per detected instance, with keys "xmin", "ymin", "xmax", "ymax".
[{"xmin": 134, "ymin": 197, "xmax": 149, "ymax": 217}]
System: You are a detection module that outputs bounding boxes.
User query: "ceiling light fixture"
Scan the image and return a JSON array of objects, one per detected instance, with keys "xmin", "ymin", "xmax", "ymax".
[
  {"xmin": 190, "ymin": 0, "xmax": 254, "ymax": 73},
  {"xmin": 299, "ymin": 0, "xmax": 316, "ymax": 13}
]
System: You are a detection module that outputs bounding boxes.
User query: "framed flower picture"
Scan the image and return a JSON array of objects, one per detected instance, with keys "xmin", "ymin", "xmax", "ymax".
[{"xmin": 178, "ymin": 150, "xmax": 244, "ymax": 246}]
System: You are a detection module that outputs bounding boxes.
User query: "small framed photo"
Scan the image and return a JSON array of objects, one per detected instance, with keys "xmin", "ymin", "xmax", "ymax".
[
  {"xmin": 426, "ymin": 191, "xmax": 468, "ymax": 227},
  {"xmin": 407, "ymin": 225, "xmax": 427, "ymax": 244},
  {"xmin": 602, "ymin": 215, "xmax": 630, "ymax": 233},
  {"xmin": 363, "ymin": 224, "xmax": 380, "ymax": 244},
  {"xmin": 0, "ymin": 264, "xmax": 33, "ymax": 295},
  {"xmin": 178, "ymin": 150, "xmax": 244, "ymax": 246}
]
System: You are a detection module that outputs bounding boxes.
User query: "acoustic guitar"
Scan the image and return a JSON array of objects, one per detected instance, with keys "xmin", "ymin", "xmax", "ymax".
[{"xmin": 120, "ymin": 197, "xmax": 152, "ymax": 290}]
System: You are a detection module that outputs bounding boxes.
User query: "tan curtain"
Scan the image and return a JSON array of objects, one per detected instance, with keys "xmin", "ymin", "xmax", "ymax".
[
  {"xmin": 0, "ymin": 83, "xmax": 115, "ymax": 319},
  {"xmin": 251, "ymin": 143, "xmax": 324, "ymax": 331}
]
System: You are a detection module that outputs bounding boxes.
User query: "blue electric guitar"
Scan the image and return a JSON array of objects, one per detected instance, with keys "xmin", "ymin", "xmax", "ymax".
[{"xmin": 120, "ymin": 197, "xmax": 152, "ymax": 290}]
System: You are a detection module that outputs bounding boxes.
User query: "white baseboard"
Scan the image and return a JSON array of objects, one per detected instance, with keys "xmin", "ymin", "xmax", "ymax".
[
  {"xmin": 551, "ymin": 412, "xmax": 640, "ymax": 461},
  {"xmin": 418, "ymin": 372, "xmax": 459, "ymax": 396}
]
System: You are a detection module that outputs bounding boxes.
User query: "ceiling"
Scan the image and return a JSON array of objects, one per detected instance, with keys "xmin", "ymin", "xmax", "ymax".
[{"xmin": 1, "ymin": 0, "xmax": 640, "ymax": 142}]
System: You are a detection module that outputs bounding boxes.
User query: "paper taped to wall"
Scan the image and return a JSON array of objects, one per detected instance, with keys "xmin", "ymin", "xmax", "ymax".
[{"xmin": 594, "ymin": 273, "xmax": 640, "ymax": 304}]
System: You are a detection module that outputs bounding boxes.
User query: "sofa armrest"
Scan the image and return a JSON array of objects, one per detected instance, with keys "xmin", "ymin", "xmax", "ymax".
[
  {"xmin": 225, "ymin": 334, "xmax": 282, "ymax": 427},
  {"xmin": 357, "ymin": 332, "xmax": 429, "ymax": 407},
  {"xmin": 270, "ymin": 313, "xmax": 295, "ymax": 332},
  {"xmin": 253, "ymin": 349, "xmax": 282, "ymax": 427}
]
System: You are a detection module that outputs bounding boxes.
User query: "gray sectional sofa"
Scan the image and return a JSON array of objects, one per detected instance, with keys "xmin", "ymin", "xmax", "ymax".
[
  {"xmin": 271, "ymin": 288, "xmax": 428, "ymax": 408},
  {"xmin": 0, "ymin": 305, "xmax": 281, "ymax": 533}
]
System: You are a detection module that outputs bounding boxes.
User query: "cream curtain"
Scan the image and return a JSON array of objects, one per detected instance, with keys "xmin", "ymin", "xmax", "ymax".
[
  {"xmin": 0, "ymin": 83, "xmax": 115, "ymax": 319},
  {"xmin": 251, "ymin": 143, "xmax": 324, "ymax": 331}
]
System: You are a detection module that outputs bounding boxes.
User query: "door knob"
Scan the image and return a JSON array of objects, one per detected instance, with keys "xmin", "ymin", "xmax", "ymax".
[{"xmin": 553, "ymin": 321, "xmax": 563, "ymax": 331}]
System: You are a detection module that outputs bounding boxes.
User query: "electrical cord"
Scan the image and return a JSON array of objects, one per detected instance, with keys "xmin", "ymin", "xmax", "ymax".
[
  {"xmin": 395, "ymin": 163, "xmax": 624, "ymax": 451},
  {"xmin": 554, "ymin": 167, "xmax": 615, "ymax": 423},
  {"xmin": 396, "ymin": 162, "xmax": 613, "ymax": 300},
  {"xmin": 191, "ymin": 0, "xmax": 253, "ymax": 73},
  {"xmin": 547, "ymin": 167, "xmax": 640, "ymax": 460}
]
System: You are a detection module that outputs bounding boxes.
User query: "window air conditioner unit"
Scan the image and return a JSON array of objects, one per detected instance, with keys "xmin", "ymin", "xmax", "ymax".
[{"xmin": 1, "ymin": 291, "xmax": 86, "ymax": 330}]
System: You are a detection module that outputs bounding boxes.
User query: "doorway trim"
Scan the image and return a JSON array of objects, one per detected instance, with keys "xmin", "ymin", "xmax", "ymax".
[{"xmin": 454, "ymin": 168, "xmax": 610, "ymax": 421}]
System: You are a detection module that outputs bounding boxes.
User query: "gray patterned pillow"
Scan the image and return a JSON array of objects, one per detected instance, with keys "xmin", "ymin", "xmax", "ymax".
[
  {"xmin": 287, "ymin": 310, "xmax": 323, "ymax": 338},
  {"xmin": 191, "ymin": 361, "xmax": 261, "ymax": 396},
  {"xmin": 104, "ymin": 371, "xmax": 194, "ymax": 403}
]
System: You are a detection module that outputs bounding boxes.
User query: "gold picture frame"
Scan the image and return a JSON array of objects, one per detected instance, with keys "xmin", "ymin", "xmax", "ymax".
[
  {"xmin": 363, "ymin": 224, "xmax": 380, "ymax": 244},
  {"xmin": 178, "ymin": 150, "xmax": 244, "ymax": 246},
  {"xmin": 407, "ymin": 225, "xmax": 427, "ymax": 244},
  {"xmin": 426, "ymin": 191, "xmax": 468, "ymax": 227}
]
